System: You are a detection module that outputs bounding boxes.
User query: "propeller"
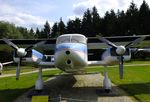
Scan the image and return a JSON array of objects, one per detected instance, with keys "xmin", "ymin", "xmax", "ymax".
[
  {"xmin": 3, "ymin": 38, "xmax": 45, "ymax": 80},
  {"xmin": 97, "ymin": 35, "xmax": 146, "ymax": 79}
]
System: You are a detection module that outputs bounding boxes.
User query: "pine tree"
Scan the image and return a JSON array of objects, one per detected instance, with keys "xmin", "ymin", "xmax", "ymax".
[
  {"xmin": 35, "ymin": 28, "xmax": 40, "ymax": 38},
  {"xmin": 43, "ymin": 21, "xmax": 51, "ymax": 38},
  {"xmin": 103, "ymin": 10, "xmax": 117, "ymax": 36},
  {"xmin": 51, "ymin": 22, "xmax": 58, "ymax": 37},
  {"xmin": 139, "ymin": 0, "xmax": 150, "ymax": 35},
  {"xmin": 116, "ymin": 10, "xmax": 126, "ymax": 35},
  {"xmin": 125, "ymin": 1, "xmax": 139, "ymax": 35},
  {"xmin": 73, "ymin": 18, "xmax": 82, "ymax": 34},
  {"xmin": 66, "ymin": 19, "xmax": 75, "ymax": 33},
  {"xmin": 29, "ymin": 28, "xmax": 35, "ymax": 38},
  {"xmin": 58, "ymin": 18, "xmax": 66, "ymax": 35},
  {"xmin": 81, "ymin": 9, "xmax": 93, "ymax": 36},
  {"xmin": 66, "ymin": 18, "xmax": 81, "ymax": 34},
  {"xmin": 91, "ymin": 6, "xmax": 101, "ymax": 36}
]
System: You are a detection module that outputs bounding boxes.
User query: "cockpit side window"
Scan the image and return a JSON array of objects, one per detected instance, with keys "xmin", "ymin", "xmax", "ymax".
[
  {"xmin": 71, "ymin": 35, "xmax": 86, "ymax": 44},
  {"xmin": 56, "ymin": 36, "xmax": 70, "ymax": 44}
]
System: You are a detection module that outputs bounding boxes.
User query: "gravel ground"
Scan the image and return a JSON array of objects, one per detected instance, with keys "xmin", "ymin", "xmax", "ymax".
[{"xmin": 15, "ymin": 73, "xmax": 133, "ymax": 102}]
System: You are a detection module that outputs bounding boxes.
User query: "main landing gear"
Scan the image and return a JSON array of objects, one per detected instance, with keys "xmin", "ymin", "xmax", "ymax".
[
  {"xmin": 34, "ymin": 66, "xmax": 112, "ymax": 93},
  {"xmin": 103, "ymin": 66, "xmax": 112, "ymax": 93}
]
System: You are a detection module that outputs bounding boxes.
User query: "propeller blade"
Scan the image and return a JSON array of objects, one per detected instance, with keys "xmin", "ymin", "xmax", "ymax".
[
  {"xmin": 96, "ymin": 35, "xmax": 117, "ymax": 48},
  {"xmin": 16, "ymin": 57, "xmax": 22, "ymax": 80},
  {"xmin": 125, "ymin": 36, "xmax": 146, "ymax": 48},
  {"xmin": 25, "ymin": 41, "xmax": 46, "ymax": 51},
  {"xmin": 118, "ymin": 56, "xmax": 124, "ymax": 79},
  {"xmin": 3, "ymin": 38, "xmax": 19, "ymax": 50}
]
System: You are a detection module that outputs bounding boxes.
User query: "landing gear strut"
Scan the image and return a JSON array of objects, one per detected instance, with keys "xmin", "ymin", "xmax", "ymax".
[
  {"xmin": 103, "ymin": 66, "xmax": 112, "ymax": 93},
  {"xmin": 35, "ymin": 67, "xmax": 43, "ymax": 91}
]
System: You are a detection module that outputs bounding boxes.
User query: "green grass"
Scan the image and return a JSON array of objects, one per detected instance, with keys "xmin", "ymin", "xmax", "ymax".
[
  {"xmin": 125, "ymin": 60, "xmax": 150, "ymax": 64},
  {"xmin": 0, "ymin": 69, "xmax": 61, "ymax": 102},
  {"xmin": 86, "ymin": 64, "xmax": 150, "ymax": 102},
  {"xmin": 2, "ymin": 66, "xmax": 38, "ymax": 74}
]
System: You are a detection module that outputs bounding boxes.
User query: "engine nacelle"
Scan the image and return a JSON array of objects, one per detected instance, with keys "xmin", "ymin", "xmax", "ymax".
[
  {"xmin": 102, "ymin": 48, "xmax": 131, "ymax": 65},
  {"xmin": 14, "ymin": 49, "xmax": 44, "ymax": 64}
]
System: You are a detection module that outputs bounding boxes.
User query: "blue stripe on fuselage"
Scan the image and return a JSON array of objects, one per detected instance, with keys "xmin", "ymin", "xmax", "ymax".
[{"xmin": 55, "ymin": 43, "xmax": 87, "ymax": 54}]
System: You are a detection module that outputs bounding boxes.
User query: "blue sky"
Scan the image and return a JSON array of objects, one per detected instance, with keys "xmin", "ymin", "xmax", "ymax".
[{"xmin": 0, "ymin": 0, "xmax": 149, "ymax": 30}]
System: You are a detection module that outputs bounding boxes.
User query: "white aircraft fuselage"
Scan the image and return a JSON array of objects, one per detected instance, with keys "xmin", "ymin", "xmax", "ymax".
[{"xmin": 54, "ymin": 34, "xmax": 88, "ymax": 73}]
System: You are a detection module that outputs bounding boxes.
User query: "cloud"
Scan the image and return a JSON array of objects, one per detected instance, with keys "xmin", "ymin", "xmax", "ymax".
[
  {"xmin": 73, "ymin": 4, "xmax": 87, "ymax": 15},
  {"xmin": 1, "ymin": 0, "xmax": 150, "ymax": 30},
  {"xmin": 73, "ymin": 0, "xmax": 150, "ymax": 17},
  {"xmin": 0, "ymin": 1, "xmax": 53, "ymax": 29},
  {"xmin": 73, "ymin": 0, "xmax": 122, "ymax": 16}
]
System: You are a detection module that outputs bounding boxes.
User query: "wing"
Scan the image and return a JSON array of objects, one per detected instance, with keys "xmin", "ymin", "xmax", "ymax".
[
  {"xmin": 88, "ymin": 61, "xmax": 106, "ymax": 66},
  {"xmin": 0, "ymin": 61, "xmax": 14, "ymax": 74},
  {"xmin": 2, "ymin": 61, "xmax": 14, "ymax": 65},
  {"xmin": 87, "ymin": 35, "xmax": 148, "ymax": 61},
  {"xmin": 38, "ymin": 61, "xmax": 55, "ymax": 67},
  {"xmin": 38, "ymin": 55, "xmax": 55, "ymax": 67},
  {"xmin": 1, "ymin": 39, "xmax": 56, "ymax": 51}
]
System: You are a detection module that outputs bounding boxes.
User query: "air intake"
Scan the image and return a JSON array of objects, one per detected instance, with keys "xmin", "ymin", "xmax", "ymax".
[{"xmin": 66, "ymin": 59, "xmax": 71, "ymax": 65}]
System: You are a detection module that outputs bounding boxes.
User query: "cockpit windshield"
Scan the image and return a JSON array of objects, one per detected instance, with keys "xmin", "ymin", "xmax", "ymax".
[{"xmin": 56, "ymin": 34, "xmax": 87, "ymax": 44}]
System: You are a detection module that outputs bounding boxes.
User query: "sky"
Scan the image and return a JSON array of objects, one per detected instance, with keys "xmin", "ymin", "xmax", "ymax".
[{"xmin": 0, "ymin": 0, "xmax": 150, "ymax": 30}]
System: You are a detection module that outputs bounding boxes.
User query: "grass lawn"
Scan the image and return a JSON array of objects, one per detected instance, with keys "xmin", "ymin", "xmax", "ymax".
[
  {"xmin": 0, "ymin": 61, "xmax": 149, "ymax": 102},
  {"xmin": 2, "ymin": 66, "xmax": 38, "ymax": 74},
  {"xmin": 0, "ymin": 69, "xmax": 61, "ymax": 102},
  {"xmin": 86, "ymin": 61, "xmax": 150, "ymax": 102}
]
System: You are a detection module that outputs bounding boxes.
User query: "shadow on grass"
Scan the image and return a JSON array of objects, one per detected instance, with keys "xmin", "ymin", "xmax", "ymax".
[
  {"xmin": 118, "ymin": 82, "xmax": 150, "ymax": 95},
  {"xmin": 0, "ymin": 87, "xmax": 33, "ymax": 102},
  {"xmin": 117, "ymin": 82, "xmax": 150, "ymax": 101}
]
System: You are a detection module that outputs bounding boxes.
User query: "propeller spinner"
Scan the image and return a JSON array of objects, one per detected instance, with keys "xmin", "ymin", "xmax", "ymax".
[
  {"xmin": 97, "ymin": 35, "xmax": 146, "ymax": 79},
  {"xmin": 3, "ymin": 38, "xmax": 45, "ymax": 80}
]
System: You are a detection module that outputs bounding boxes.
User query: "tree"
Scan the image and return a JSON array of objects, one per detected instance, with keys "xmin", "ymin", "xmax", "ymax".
[
  {"xmin": 43, "ymin": 21, "xmax": 51, "ymax": 38},
  {"xmin": 91, "ymin": 6, "xmax": 101, "ymax": 36},
  {"xmin": 58, "ymin": 18, "xmax": 66, "ymax": 35},
  {"xmin": 29, "ymin": 28, "xmax": 35, "ymax": 39},
  {"xmin": 66, "ymin": 18, "xmax": 81, "ymax": 34},
  {"xmin": 0, "ymin": 21, "xmax": 23, "ymax": 39},
  {"xmin": 116, "ymin": 10, "xmax": 126, "ymax": 35},
  {"xmin": 66, "ymin": 19, "xmax": 75, "ymax": 33},
  {"xmin": 103, "ymin": 10, "xmax": 117, "ymax": 36},
  {"xmin": 73, "ymin": 18, "xmax": 82, "ymax": 34},
  {"xmin": 35, "ymin": 28, "xmax": 40, "ymax": 38},
  {"xmin": 138, "ymin": 0, "xmax": 150, "ymax": 35},
  {"xmin": 51, "ymin": 22, "xmax": 59, "ymax": 38},
  {"xmin": 125, "ymin": 1, "xmax": 139, "ymax": 35},
  {"xmin": 81, "ymin": 9, "xmax": 93, "ymax": 36},
  {"xmin": 18, "ymin": 27, "xmax": 34, "ymax": 39}
]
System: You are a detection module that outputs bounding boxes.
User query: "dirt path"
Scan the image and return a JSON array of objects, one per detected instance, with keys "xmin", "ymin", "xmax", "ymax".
[
  {"xmin": 15, "ymin": 73, "xmax": 133, "ymax": 102},
  {"xmin": 0, "ymin": 69, "xmax": 55, "ymax": 78}
]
